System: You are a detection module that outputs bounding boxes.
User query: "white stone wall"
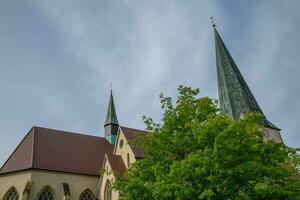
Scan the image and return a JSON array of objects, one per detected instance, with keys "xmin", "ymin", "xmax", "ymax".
[
  {"xmin": 114, "ymin": 129, "xmax": 136, "ymax": 168},
  {"xmin": 0, "ymin": 171, "xmax": 32, "ymax": 200},
  {"xmin": 98, "ymin": 157, "xmax": 119, "ymax": 200},
  {"xmin": 30, "ymin": 170, "xmax": 99, "ymax": 200},
  {"xmin": 0, "ymin": 170, "xmax": 100, "ymax": 200},
  {"xmin": 263, "ymin": 127, "xmax": 283, "ymax": 143},
  {"xmin": 98, "ymin": 129, "xmax": 138, "ymax": 200}
]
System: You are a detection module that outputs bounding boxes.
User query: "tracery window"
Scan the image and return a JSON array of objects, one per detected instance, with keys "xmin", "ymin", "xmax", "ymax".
[
  {"xmin": 104, "ymin": 180, "xmax": 112, "ymax": 200},
  {"xmin": 37, "ymin": 186, "xmax": 54, "ymax": 200},
  {"xmin": 79, "ymin": 189, "xmax": 95, "ymax": 200},
  {"xmin": 3, "ymin": 187, "xmax": 19, "ymax": 200}
]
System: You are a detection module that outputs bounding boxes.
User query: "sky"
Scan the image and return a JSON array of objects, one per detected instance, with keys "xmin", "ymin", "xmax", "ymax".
[{"xmin": 0, "ymin": 0, "xmax": 299, "ymax": 166}]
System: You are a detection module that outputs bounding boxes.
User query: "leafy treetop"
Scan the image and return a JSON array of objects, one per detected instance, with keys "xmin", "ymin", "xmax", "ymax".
[{"xmin": 115, "ymin": 86, "xmax": 300, "ymax": 200}]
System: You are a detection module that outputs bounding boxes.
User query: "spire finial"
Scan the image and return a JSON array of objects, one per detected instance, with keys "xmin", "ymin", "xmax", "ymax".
[
  {"xmin": 210, "ymin": 16, "xmax": 216, "ymax": 28},
  {"xmin": 110, "ymin": 82, "xmax": 113, "ymax": 93}
]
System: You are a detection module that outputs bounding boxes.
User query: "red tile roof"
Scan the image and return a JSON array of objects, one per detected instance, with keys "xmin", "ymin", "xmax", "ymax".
[
  {"xmin": 0, "ymin": 128, "xmax": 34, "ymax": 174},
  {"xmin": 106, "ymin": 154, "xmax": 126, "ymax": 177},
  {"xmin": 120, "ymin": 126, "xmax": 147, "ymax": 158},
  {"xmin": 0, "ymin": 126, "xmax": 114, "ymax": 176}
]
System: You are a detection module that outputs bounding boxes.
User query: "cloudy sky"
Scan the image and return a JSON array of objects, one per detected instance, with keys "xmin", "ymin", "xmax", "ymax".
[{"xmin": 0, "ymin": 0, "xmax": 299, "ymax": 165}]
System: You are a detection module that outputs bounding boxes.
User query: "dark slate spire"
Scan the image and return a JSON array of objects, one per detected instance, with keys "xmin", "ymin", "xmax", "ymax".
[
  {"xmin": 213, "ymin": 25, "xmax": 280, "ymax": 130},
  {"xmin": 105, "ymin": 90, "xmax": 119, "ymax": 126},
  {"xmin": 104, "ymin": 90, "xmax": 119, "ymax": 144}
]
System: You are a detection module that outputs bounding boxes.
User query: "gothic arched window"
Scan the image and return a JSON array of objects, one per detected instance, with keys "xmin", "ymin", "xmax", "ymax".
[
  {"xmin": 79, "ymin": 189, "xmax": 95, "ymax": 200},
  {"xmin": 3, "ymin": 187, "xmax": 19, "ymax": 200},
  {"xmin": 119, "ymin": 139, "xmax": 124, "ymax": 149},
  {"xmin": 127, "ymin": 153, "xmax": 130, "ymax": 168},
  {"xmin": 36, "ymin": 186, "xmax": 54, "ymax": 200},
  {"xmin": 104, "ymin": 180, "xmax": 112, "ymax": 200}
]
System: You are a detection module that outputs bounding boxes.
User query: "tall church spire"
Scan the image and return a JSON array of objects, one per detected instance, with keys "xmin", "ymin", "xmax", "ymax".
[
  {"xmin": 104, "ymin": 89, "xmax": 119, "ymax": 144},
  {"xmin": 213, "ymin": 24, "xmax": 280, "ymax": 130}
]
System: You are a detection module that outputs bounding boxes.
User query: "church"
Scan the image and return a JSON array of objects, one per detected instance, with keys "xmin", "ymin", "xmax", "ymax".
[{"xmin": 0, "ymin": 25, "xmax": 283, "ymax": 200}]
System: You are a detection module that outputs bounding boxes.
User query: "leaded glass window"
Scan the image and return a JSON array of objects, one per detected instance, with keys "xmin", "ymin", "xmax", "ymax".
[
  {"xmin": 37, "ymin": 187, "xmax": 54, "ymax": 200},
  {"xmin": 80, "ymin": 189, "xmax": 95, "ymax": 200},
  {"xmin": 3, "ymin": 187, "xmax": 19, "ymax": 200}
]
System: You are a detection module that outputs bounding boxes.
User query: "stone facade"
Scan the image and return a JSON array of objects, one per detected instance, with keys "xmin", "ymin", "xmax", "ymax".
[
  {"xmin": 0, "ymin": 127, "xmax": 138, "ymax": 200},
  {"xmin": 262, "ymin": 127, "xmax": 283, "ymax": 143},
  {"xmin": 113, "ymin": 128, "xmax": 136, "ymax": 168},
  {"xmin": 0, "ymin": 170, "xmax": 99, "ymax": 200},
  {"xmin": 98, "ymin": 156, "xmax": 119, "ymax": 200},
  {"xmin": 0, "ymin": 171, "xmax": 31, "ymax": 200}
]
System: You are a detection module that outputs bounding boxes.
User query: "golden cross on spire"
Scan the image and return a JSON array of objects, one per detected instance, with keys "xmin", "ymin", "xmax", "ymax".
[{"xmin": 210, "ymin": 16, "xmax": 216, "ymax": 27}]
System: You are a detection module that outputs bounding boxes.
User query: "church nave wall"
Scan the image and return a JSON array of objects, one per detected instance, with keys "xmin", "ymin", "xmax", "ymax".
[
  {"xmin": 29, "ymin": 170, "xmax": 99, "ymax": 200},
  {"xmin": 0, "ymin": 170, "xmax": 101, "ymax": 200},
  {"xmin": 0, "ymin": 171, "xmax": 32, "ymax": 200}
]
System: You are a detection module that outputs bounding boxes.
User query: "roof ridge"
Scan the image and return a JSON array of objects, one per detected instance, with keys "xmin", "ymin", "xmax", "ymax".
[
  {"xmin": 120, "ymin": 126, "xmax": 146, "ymax": 133},
  {"xmin": 33, "ymin": 126, "xmax": 107, "ymax": 140}
]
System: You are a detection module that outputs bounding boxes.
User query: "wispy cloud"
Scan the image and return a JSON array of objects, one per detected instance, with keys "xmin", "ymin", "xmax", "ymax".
[
  {"xmin": 30, "ymin": 0, "xmax": 220, "ymax": 127},
  {"xmin": 0, "ymin": 0, "xmax": 299, "ymax": 165}
]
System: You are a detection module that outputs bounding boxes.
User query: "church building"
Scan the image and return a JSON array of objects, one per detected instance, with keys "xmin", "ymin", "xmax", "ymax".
[{"xmin": 0, "ymin": 25, "xmax": 283, "ymax": 200}]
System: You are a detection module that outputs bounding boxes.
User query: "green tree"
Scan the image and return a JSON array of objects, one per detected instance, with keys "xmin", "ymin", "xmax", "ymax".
[{"xmin": 115, "ymin": 86, "xmax": 300, "ymax": 200}]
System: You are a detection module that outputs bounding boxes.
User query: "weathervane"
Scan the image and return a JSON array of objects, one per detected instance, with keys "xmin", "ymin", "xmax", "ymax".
[{"xmin": 210, "ymin": 16, "xmax": 216, "ymax": 27}]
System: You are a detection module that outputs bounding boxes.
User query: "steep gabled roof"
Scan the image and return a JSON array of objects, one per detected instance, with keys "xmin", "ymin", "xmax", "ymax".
[
  {"xmin": 120, "ymin": 126, "xmax": 147, "ymax": 158},
  {"xmin": 214, "ymin": 27, "xmax": 280, "ymax": 130},
  {"xmin": 0, "ymin": 127, "xmax": 35, "ymax": 174},
  {"xmin": 106, "ymin": 154, "xmax": 126, "ymax": 177},
  {"xmin": 0, "ymin": 126, "xmax": 114, "ymax": 176}
]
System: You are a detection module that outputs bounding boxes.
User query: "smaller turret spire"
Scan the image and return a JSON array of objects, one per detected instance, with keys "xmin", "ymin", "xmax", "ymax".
[
  {"xmin": 105, "ymin": 89, "xmax": 119, "ymax": 126},
  {"xmin": 104, "ymin": 89, "xmax": 119, "ymax": 144}
]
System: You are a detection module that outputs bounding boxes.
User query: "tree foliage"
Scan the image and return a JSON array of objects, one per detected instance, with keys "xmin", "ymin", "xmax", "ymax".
[{"xmin": 115, "ymin": 86, "xmax": 300, "ymax": 200}]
